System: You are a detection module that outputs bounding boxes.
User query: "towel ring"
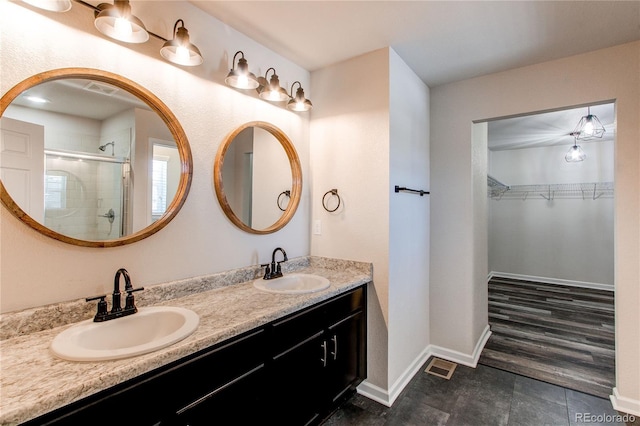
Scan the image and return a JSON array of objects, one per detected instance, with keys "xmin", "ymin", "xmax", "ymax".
[
  {"xmin": 322, "ymin": 189, "xmax": 341, "ymax": 212},
  {"xmin": 277, "ymin": 190, "xmax": 291, "ymax": 211}
]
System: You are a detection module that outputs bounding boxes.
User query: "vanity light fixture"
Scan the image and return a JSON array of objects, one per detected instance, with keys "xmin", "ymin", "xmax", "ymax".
[
  {"xmin": 573, "ymin": 106, "xmax": 605, "ymax": 141},
  {"xmin": 94, "ymin": 0, "xmax": 149, "ymax": 44},
  {"xmin": 21, "ymin": 0, "xmax": 72, "ymax": 12},
  {"xmin": 225, "ymin": 51, "xmax": 259, "ymax": 89},
  {"xmin": 286, "ymin": 81, "xmax": 313, "ymax": 112},
  {"xmin": 160, "ymin": 19, "xmax": 203, "ymax": 66},
  {"xmin": 565, "ymin": 132, "xmax": 586, "ymax": 163},
  {"xmin": 258, "ymin": 68, "xmax": 289, "ymax": 102}
]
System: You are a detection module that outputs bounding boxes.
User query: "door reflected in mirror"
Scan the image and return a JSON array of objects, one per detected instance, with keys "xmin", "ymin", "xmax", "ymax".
[
  {"xmin": 0, "ymin": 68, "xmax": 193, "ymax": 247},
  {"xmin": 214, "ymin": 122, "xmax": 302, "ymax": 234}
]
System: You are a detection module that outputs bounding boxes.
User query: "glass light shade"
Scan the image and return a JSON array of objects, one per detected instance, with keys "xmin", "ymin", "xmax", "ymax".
[
  {"xmin": 565, "ymin": 144, "xmax": 586, "ymax": 162},
  {"xmin": 160, "ymin": 26, "xmax": 203, "ymax": 66},
  {"xmin": 259, "ymin": 73, "xmax": 289, "ymax": 102},
  {"xmin": 287, "ymin": 87, "xmax": 312, "ymax": 112},
  {"xmin": 22, "ymin": 0, "xmax": 72, "ymax": 12},
  {"xmin": 225, "ymin": 56, "xmax": 259, "ymax": 89},
  {"xmin": 94, "ymin": 1, "xmax": 149, "ymax": 43}
]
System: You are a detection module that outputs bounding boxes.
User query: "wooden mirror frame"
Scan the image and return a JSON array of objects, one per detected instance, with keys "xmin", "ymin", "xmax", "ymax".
[
  {"xmin": 214, "ymin": 121, "xmax": 302, "ymax": 234},
  {"xmin": 0, "ymin": 68, "xmax": 193, "ymax": 247}
]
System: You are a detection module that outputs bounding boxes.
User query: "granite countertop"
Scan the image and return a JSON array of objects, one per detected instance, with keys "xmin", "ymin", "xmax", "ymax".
[{"xmin": 0, "ymin": 257, "xmax": 372, "ymax": 425}]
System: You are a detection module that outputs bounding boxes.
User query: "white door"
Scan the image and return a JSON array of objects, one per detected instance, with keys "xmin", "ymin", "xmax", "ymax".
[{"xmin": 0, "ymin": 117, "xmax": 45, "ymax": 222}]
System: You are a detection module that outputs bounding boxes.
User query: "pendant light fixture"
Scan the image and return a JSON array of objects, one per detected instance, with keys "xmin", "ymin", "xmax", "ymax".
[
  {"xmin": 573, "ymin": 106, "xmax": 606, "ymax": 141},
  {"xmin": 21, "ymin": 0, "xmax": 72, "ymax": 12},
  {"xmin": 286, "ymin": 81, "xmax": 312, "ymax": 112},
  {"xmin": 160, "ymin": 19, "xmax": 203, "ymax": 66},
  {"xmin": 258, "ymin": 68, "xmax": 289, "ymax": 102},
  {"xmin": 565, "ymin": 132, "xmax": 586, "ymax": 162},
  {"xmin": 225, "ymin": 51, "xmax": 259, "ymax": 89},
  {"xmin": 94, "ymin": 0, "xmax": 149, "ymax": 44}
]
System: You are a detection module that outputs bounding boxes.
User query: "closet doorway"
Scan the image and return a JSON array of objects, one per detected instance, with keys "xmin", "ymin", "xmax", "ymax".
[{"xmin": 479, "ymin": 102, "xmax": 616, "ymax": 398}]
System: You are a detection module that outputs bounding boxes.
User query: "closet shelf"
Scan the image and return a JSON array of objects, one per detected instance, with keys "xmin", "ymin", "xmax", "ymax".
[{"xmin": 487, "ymin": 177, "xmax": 613, "ymax": 201}]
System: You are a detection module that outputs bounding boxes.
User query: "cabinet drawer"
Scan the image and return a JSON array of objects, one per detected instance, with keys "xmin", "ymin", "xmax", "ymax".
[
  {"xmin": 158, "ymin": 328, "xmax": 266, "ymax": 413},
  {"xmin": 270, "ymin": 302, "xmax": 326, "ymax": 357},
  {"xmin": 25, "ymin": 328, "xmax": 266, "ymax": 426},
  {"xmin": 324, "ymin": 286, "xmax": 365, "ymax": 325},
  {"xmin": 269, "ymin": 287, "xmax": 365, "ymax": 358}
]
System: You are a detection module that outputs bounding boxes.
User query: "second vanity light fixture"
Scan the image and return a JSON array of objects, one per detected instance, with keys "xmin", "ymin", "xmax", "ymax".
[{"xmin": 226, "ymin": 51, "xmax": 312, "ymax": 112}]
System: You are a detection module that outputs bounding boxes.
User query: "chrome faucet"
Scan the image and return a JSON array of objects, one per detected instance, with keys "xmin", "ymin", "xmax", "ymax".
[
  {"xmin": 86, "ymin": 268, "xmax": 144, "ymax": 322},
  {"xmin": 262, "ymin": 247, "xmax": 288, "ymax": 280}
]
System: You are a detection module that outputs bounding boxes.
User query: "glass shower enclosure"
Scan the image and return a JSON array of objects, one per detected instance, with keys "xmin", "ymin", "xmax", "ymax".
[{"xmin": 44, "ymin": 150, "xmax": 130, "ymax": 241}]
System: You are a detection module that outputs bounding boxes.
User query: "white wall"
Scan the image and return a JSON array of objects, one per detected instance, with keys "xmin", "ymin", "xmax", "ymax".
[
  {"xmin": 388, "ymin": 49, "xmax": 430, "ymax": 389},
  {"xmin": 252, "ymin": 128, "xmax": 291, "ymax": 230},
  {"xmin": 431, "ymin": 41, "xmax": 640, "ymax": 413},
  {"xmin": 488, "ymin": 141, "xmax": 615, "ymax": 286},
  {"xmin": 0, "ymin": 1, "xmax": 311, "ymax": 312},
  {"xmin": 310, "ymin": 48, "xmax": 391, "ymax": 390},
  {"xmin": 310, "ymin": 47, "xmax": 431, "ymax": 404}
]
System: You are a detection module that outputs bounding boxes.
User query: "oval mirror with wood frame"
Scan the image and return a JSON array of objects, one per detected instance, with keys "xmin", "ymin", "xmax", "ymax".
[
  {"xmin": 0, "ymin": 68, "xmax": 193, "ymax": 247},
  {"xmin": 214, "ymin": 121, "xmax": 302, "ymax": 234}
]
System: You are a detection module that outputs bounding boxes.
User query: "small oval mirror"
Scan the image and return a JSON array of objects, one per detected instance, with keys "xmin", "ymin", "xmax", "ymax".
[
  {"xmin": 214, "ymin": 122, "xmax": 302, "ymax": 234},
  {"xmin": 0, "ymin": 68, "xmax": 193, "ymax": 247}
]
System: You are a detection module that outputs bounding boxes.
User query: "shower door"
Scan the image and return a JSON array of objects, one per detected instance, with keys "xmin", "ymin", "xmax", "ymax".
[{"xmin": 44, "ymin": 152, "xmax": 129, "ymax": 240}]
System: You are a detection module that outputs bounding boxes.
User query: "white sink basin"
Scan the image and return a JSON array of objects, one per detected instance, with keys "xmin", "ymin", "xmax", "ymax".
[
  {"xmin": 50, "ymin": 306, "xmax": 199, "ymax": 362},
  {"xmin": 253, "ymin": 273, "xmax": 330, "ymax": 294}
]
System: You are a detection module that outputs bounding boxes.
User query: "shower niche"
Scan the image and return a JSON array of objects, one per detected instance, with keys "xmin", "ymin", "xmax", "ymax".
[{"xmin": 0, "ymin": 68, "xmax": 192, "ymax": 247}]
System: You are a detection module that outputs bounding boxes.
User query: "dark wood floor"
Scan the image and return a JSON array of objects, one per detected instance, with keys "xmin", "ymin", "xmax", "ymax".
[
  {"xmin": 324, "ymin": 359, "xmax": 636, "ymax": 425},
  {"xmin": 479, "ymin": 276, "xmax": 615, "ymax": 399}
]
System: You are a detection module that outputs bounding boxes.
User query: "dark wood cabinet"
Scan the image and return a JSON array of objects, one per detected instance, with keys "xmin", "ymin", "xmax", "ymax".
[
  {"xmin": 23, "ymin": 285, "xmax": 366, "ymax": 426},
  {"xmin": 267, "ymin": 285, "xmax": 367, "ymax": 425}
]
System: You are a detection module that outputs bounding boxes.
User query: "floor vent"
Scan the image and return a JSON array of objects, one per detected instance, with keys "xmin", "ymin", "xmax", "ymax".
[{"xmin": 425, "ymin": 358, "xmax": 457, "ymax": 380}]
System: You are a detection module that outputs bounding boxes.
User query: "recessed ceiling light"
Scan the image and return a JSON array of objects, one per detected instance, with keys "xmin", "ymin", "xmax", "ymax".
[{"xmin": 24, "ymin": 95, "xmax": 50, "ymax": 104}]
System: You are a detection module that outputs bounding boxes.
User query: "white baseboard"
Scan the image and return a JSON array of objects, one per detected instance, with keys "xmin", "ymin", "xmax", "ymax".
[
  {"xmin": 430, "ymin": 325, "xmax": 491, "ymax": 368},
  {"xmin": 357, "ymin": 346, "xmax": 432, "ymax": 407},
  {"xmin": 490, "ymin": 271, "xmax": 614, "ymax": 292},
  {"xmin": 610, "ymin": 387, "xmax": 640, "ymax": 417},
  {"xmin": 357, "ymin": 325, "xmax": 492, "ymax": 406}
]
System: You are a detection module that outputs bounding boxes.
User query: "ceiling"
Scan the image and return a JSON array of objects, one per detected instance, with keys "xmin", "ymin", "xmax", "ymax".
[
  {"xmin": 190, "ymin": 1, "xmax": 640, "ymax": 88},
  {"xmin": 488, "ymin": 102, "xmax": 615, "ymax": 151},
  {"xmin": 190, "ymin": 1, "xmax": 631, "ymax": 150}
]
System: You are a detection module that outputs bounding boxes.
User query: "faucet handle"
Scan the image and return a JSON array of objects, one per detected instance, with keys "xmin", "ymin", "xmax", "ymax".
[
  {"xmin": 124, "ymin": 287, "xmax": 144, "ymax": 311},
  {"xmin": 86, "ymin": 295, "xmax": 108, "ymax": 321},
  {"xmin": 260, "ymin": 263, "xmax": 271, "ymax": 279}
]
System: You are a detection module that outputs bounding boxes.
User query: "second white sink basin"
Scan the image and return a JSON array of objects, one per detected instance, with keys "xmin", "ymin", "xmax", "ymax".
[
  {"xmin": 50, "ymin": 306, "xmax": 199, "ymax": 362},
  {"xmin": 253, "ymin": 273, "xmax": 330, "ymax": 294}
]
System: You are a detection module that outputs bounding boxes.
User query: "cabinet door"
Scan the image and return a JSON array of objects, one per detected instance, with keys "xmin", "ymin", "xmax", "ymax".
[
  {"xmin": 268, "ymin": 331, "xmax": 327, "ymax": 426},
  {"xmin": 326, "ymin": 310, "xmax": 365, "ymax": 405}
]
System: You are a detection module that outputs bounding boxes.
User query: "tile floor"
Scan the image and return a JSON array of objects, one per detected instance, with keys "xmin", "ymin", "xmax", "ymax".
[{"xmin": 323, "ymin": 358, "xmax": 639, "ymax": 426}]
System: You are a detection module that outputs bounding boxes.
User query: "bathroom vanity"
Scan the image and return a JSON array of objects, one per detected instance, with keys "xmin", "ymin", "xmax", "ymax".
[{"xmin": 0, "ymin": 257, "xmax": 370, "ymax": 426}]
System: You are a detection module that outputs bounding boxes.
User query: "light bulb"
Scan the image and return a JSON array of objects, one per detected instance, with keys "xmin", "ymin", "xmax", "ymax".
[
  {"xmin": 175, "ymin": 45, "xmax": 190, "ymax": 63},
  {"xmin": 583, "ymin": 119, "xmax": 594, "ymax": 136},
  {"xmin": 114, "ymin": 17, "xmax": 133, "ymax": 38},
  {"xmin": 236, "ymin": 74, "xmax": 249, "ymax": 88},
  {"xmin": 266, "ymin": 90, "xmax": 278, "ymax": 101}
]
